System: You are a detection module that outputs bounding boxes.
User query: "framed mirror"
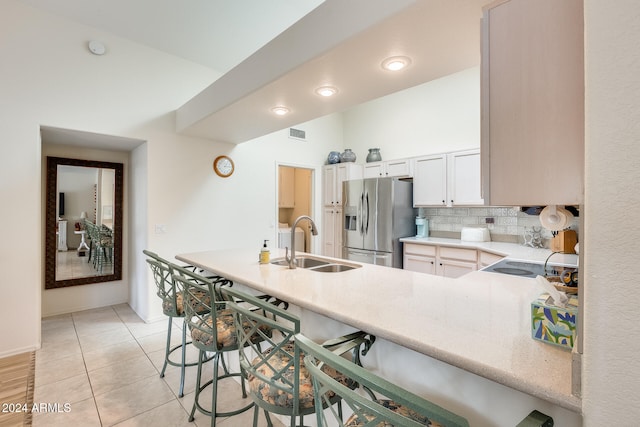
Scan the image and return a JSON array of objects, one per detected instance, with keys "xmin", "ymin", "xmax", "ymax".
[{"xmin": 45, "ymin": 156, "xmax": 123, "ymax": 289}]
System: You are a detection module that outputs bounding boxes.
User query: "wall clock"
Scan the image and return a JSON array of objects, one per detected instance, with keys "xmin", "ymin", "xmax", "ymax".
[{"xmin": 213, "ymin": 155, "xmax": 234, "ymax": 178}]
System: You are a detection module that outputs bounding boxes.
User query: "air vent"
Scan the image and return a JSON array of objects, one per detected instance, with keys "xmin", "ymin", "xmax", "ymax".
[{"xmin": 289, "ymin": 128, "xmax": 306, "ymax": 141}]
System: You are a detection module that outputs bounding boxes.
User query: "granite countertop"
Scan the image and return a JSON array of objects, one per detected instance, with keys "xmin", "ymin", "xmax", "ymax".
[{"xmin": 176, "ymin": 247, "xmax": 581, "ymax": 413}]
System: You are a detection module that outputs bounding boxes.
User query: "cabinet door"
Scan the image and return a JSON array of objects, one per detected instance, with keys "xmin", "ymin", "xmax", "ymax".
[
  {"xmin": 333, "ymin": 207, "xmax": 343, "ymax": 257},
  {"xmin": 413, "ymin": 155, "xmax": 447, "ymax": 206},
  {"xmin": 404, "ymin": 254, "xmax": 436, "ymax": 274},
  {"xmin": 436, "ymin": 259, "xmax": 477, "ymax": 278},
  {"xmin": 323, "ymin": 166, "xmax": 337, "ymax": 206},
  {"xmin": 363, "ymin": 162, "xmax": 383, "ymax": 178},
  {"xmin": 385, "ymin": 158, "xmax": 413, "ymax": 178},
  {"xmin": 335, "ymin": 163, "xmax": 363, "ymax": 204},
  {"xmin": 481, "ymin": 0, "xmax": 584, "ymax": 205},
  {"xmin": 322, "ymin": 207, "xmax": 343, "ymax": 258},
  {"xmin": 278, "ymin": 166, "xmax": 295, "ymax": 208},
  {"xmin": 479, "ymin": 250, "xmax": 505, "ymax": 268},
  {"xmin": 322, "ymin": 206, "xmax": 337, "ymax": 256},
  {"xmin": 449, "ymin": 150, "xmax": 484, "ymax": 206}
]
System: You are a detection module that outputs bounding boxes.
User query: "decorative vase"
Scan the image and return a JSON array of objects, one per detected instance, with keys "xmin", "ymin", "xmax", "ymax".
[
  {"xmin": 327, "ymin": 151, "xmax": 341, "ymax": 164},
  {"xmin": 366, "ymin": 148, "xmax": 382, "ymax": 163},
  {"xmin": 340, "ymin": 149, "xmax": 356, "ymax": 163}
]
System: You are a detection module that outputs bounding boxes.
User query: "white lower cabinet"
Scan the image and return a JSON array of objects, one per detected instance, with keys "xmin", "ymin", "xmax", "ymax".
[
  {"xmin": 479, "ymin": 250, "xmax": 505, "ymax": 269},
  {"xmin": 403, "ymin": 243, "xmax": 478, "ymax": 278},
  {"xmin": 403, "ymin": 243, "xmax": 436, "ymax": 274},
  {"xmin": 322, "ymin": 206, "xmax": 342, "ymax": 258}
]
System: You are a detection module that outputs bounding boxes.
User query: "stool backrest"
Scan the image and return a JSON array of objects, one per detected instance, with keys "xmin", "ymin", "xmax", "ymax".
[
  {"xmin": 172, "ymin": 265, "xmax": 233, "ymax": 352},
  {"xmin": 295, "ymin": 333, "xmax": 470, "ymax": 427},
  {"xmin": 143, "ymin": 250, "xmax": 183, "ymax": 317},
  {"xmin": 221, "ymin": 286, "xmax": 302, "ymax": 415}
]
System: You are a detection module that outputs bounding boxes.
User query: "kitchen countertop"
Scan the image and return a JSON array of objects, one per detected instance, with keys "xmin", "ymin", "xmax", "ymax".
[
  {"xmin": 400, "ymin": 236, "xmax": 579, "ymax": 266},
  {"xmin": 176, "ymin": 247, "xmax": 581, "ymax": 413}
]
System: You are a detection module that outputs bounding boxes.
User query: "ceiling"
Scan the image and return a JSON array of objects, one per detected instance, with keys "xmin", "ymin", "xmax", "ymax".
[
  {"xmin": 24, "ymin": 0, "xmax": 491, "ymax": 145},
  {"xmin": 17, "ymin": 0, "xmax": 323, "ymax": 73}
]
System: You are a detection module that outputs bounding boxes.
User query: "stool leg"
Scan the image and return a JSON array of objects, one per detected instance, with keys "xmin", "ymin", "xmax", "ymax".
[
  {"xmin": 179, "ymin": 320, "xmax": 188, "ymax": 397},
  {"xmin": 211, "ymin": 352, "xmax": 220, "ymax": 427},
  {"xmin": 189, "ymin": 350, "xmax": 205, "ymax": 422},
  {"xmin": 161, "ymin": 316, "xmax": 173, "ymax": 378}
]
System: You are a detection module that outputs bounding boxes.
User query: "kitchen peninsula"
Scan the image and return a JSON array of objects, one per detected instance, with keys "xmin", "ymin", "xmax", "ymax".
[{"xmin": 177, "ymin": 247, "xmax": 582, "ymax": 425}]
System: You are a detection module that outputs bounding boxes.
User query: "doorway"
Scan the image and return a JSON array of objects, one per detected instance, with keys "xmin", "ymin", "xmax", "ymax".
[{"xmin": 276, "ymin": 164, "xmax": 314, "ymax": 253}]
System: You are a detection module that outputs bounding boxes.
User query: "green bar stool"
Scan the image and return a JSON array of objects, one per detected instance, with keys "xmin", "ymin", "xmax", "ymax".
[
  {"xmin": 143, "ymin": 249, "xmax": 216, "ymax": 398},
  {"xmin": 296, "ymin": 333, "xmax": 470, "ymax": 427},
  {"xmin": 173, "ymin": 265, "xmax": 279, "ymax": 427},
  {"xmin": 221, "ymin": 285, "xmax": 376, "ymax": 427}
]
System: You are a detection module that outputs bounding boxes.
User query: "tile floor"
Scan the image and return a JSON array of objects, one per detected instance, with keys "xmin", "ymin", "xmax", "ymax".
[
  {"xmin": 35, "ymin": 304, "xmax": 285, "ymax": 427},
  {"xmin": 56, "ymin": 249, "xmax": 113, "ymax": 281}
]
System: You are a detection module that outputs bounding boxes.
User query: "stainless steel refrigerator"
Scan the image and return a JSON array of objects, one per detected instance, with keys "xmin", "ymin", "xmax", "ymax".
[{"xmin": 342, "ymin": 177, "xmax": 414, "ymax": 268}]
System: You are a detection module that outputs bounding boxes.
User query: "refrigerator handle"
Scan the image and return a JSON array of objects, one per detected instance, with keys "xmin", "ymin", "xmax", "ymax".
[
  {"xmin": 364, "ymin": 191, "xmax": 370, "ymax": 234},
  {"xmin": 356, "ymin": 194, "xmax": 363, "ymax": 236}
]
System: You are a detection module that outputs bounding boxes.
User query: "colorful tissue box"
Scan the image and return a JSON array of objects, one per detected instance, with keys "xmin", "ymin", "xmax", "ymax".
[{"xmin": 531, "ymin": 293, "xmax": 578, "ymax": 350}]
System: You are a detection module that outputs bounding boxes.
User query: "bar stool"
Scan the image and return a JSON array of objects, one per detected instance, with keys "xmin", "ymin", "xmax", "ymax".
[
  {"xmin": 221, "ymin": 285, "xmax": 376, "ymax": 427},
  {"xmin": 172, "ymin": 265, "xmax": 282, "ymax": 427},
  {"xmin": 143, "ymin": 249, "xmax": 216, "ymax": 397},
  {"xmin": 296, "ymin": 333, "xmax": 470, "ymax": 427}
]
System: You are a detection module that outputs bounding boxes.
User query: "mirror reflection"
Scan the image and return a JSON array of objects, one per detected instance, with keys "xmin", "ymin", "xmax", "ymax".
[{"xmin": 45, "ymin": 157, "xmax": 123, "ymax": 289}]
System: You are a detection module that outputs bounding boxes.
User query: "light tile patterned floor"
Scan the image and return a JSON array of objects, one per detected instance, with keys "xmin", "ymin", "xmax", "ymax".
[
  {"xmin": 55, "ymin": 250, "xmax": 113, "ymax": 281},
  {"xmin": 35, "ymin": 304, "xmax": 285, "ymax": 427}
]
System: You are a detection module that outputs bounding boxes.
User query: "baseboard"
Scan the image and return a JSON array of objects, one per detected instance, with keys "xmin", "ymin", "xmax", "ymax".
[{"xmin": 0, "ymin": 344, "xmax": 40, "ymax": 359}]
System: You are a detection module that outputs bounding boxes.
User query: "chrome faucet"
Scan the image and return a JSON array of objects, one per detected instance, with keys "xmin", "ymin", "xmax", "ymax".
[{"xmin": 285, "ymin": 215, "xmax": 318, "ymax": 269}]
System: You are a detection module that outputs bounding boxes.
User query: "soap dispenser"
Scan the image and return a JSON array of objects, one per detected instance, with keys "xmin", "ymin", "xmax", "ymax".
[{"xmin": 259, "ymin": 240, "xmax": 270, "ymax": 264}]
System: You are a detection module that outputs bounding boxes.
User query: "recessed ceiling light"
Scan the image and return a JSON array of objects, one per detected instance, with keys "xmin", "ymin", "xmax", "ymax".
[
  {"xmin": 271, "ymin": 106, "xmax": 290, "ymax": 116},
  {"xmin": 381, "ymin": 56, "xmax": 412, "ymax": 71},
  {"xmin": 315, "ymin": 86, "xmax": 338, "ymax": 97}
]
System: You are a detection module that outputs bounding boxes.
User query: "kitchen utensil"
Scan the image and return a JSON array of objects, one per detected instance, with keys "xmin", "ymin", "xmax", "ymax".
[{"xmin": 539, "ymin": 205, "xmax": 570, "ymax": 231}]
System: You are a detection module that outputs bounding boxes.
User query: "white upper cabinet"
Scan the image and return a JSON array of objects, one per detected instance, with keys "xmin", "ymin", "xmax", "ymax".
[
  {"xmin": 363, "ymin": 158, "xmax": 413, "ymax": 179},
  {"xmin": 414, "ymin": 149, "xmax": 483, "ymax": 207},
  {"xmin": 481, "ymin": 0, "xmax": 584, "ymax": 205},
  {"xmin": 413, "ymin": 154, "xmax": 447, "ymax": 206},
  {"xmin": 323, "ymin": 163, "xmax": 362, "ymax": 207},
  {"xmin": 449, "ymin": 150, "xmax": 484, "ymax": 206}
]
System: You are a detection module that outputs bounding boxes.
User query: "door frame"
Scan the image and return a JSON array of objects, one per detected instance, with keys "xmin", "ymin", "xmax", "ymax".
[{"xmin": 274, "ymin": 161, "xmax": 317, "ymax": 253}]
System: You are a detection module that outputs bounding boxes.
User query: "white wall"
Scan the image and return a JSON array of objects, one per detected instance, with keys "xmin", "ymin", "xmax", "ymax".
[
  {"xmin": 342, "ymin": 67, "xmax": 480, "ymax": 161},
  {"xmin": 583, "ymin": 1, "xmax": 640, "ymax": 425},
  {"xmin": 41, "ymin": 144, "xmax": 130, "ymax": 317},
  {"xmin": 0, "ymin": 0, "xmax": 218, "ymax": 355},
  {"xmin": 139, "ymin": 113, "xmax": 343, "ymax": 322}
]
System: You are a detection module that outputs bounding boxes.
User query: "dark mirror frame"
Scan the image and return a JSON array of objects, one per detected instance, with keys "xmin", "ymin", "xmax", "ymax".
[{"xmin": 45, "ymin": 156, "xmax": 123, "ymax": 289}]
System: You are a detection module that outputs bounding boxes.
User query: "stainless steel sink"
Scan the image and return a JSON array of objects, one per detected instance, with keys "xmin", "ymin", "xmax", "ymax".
[
  {"xmin": 308, "ymin": 264, "xmax": 358, "ymax": 273},
  {"xmin": 270, "ymin": 256, "xmax": 360, "ymax": 272},
  {"xmin": 270, "ymin": 256, "xmax": 329, "ymax": 268}
]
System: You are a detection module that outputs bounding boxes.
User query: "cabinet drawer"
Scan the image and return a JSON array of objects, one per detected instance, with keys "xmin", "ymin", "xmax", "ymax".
[
  {"xmin": 403, "ymin": 243, "xmax": 437, "ymax": 257},
  {"xmin": 438, "ymin": 246, "xmax": 478, "ymax": 262},
  {"xmin": 479, "ymin": 250, "xmax": 505, "ymax": 267}
]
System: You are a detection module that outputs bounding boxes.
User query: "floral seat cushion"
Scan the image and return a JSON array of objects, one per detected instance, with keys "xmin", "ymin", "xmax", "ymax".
[
  {"xmin": 248, "ymin": 342, "xmax": 356, "ymax": 410},
  {"xmin": 190, "ymin": 309, "xmax": 270, "ymax": 350},
  {"xmin": 345, "ymin": 399, "xmax": 443, "ymax": 427},
  {"xmin": 162, "ymin": 289, "xmax": 210, "ymax": 317}
]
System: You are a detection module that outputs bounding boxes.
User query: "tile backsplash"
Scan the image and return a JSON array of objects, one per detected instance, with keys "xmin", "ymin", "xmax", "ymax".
[{"xmin": 418, "ymin": 206, "xmax": 580, "ymax": 247}]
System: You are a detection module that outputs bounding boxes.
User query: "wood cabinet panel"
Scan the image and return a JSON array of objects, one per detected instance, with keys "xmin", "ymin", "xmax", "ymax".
[{"xmin": 481, "ymin": 0, "xmax": 584, "ymax": 205}]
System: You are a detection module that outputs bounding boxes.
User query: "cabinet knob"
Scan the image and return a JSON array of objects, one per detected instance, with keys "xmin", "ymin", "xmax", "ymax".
[
  {"xmin": 442, "ymin": 200, "xmax": 445, "ymax": 204},
  {"xmin": 451, "ymin": 200, "xmax": 454, "ymax": 203}
]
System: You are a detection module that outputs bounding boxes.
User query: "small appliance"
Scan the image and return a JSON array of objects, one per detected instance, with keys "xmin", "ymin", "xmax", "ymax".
[{"xmin": 415, "ymin": 217, "xmax": 428, "ymax": 237}]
